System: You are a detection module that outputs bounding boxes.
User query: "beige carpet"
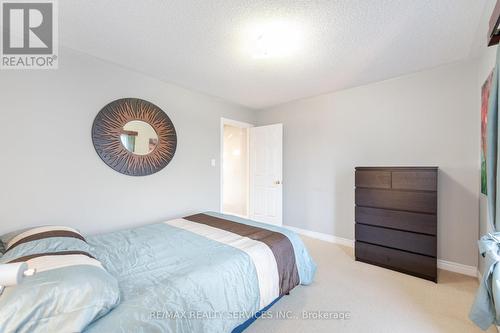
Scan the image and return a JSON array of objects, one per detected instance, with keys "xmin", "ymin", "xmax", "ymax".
[{"xmin": 246, "ymin": 236, "xmax": 496, "ymax": 333}]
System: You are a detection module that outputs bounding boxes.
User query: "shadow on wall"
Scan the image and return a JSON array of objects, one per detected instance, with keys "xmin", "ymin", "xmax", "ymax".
[
  {"xmin": 436, "ymin": 169, "xmax": 479, "ymax": 266},
  {"xmin": 333, "ymin": 167, "xmax": 356, "ymax": 239}
]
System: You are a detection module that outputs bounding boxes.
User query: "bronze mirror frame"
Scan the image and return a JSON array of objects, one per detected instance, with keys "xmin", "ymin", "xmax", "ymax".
[{"xmin": 92, "ymin": 98, "xmax": 177, "ymax": 176}]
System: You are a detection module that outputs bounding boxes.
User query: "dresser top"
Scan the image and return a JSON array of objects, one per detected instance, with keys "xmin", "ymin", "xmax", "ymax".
[{"xmin": 355, "ymin": 166, "xmax": 438, "ymax": 171}]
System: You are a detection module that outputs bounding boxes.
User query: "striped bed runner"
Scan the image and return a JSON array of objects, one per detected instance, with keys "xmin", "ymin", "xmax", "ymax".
[{"xmin": 167, "ymin": 213, "xmax": 300, "ymax": 309}]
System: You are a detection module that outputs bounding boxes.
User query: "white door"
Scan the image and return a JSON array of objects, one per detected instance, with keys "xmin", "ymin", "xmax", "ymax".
[{"xmin": 249, "ymin": 124, "xmax": 283, "ymax": 226}]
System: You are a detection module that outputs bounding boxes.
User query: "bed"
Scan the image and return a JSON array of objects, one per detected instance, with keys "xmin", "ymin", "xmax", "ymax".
[{"xmin": 0, "ymin": 212, "xmax": 316, "ymax": 333}]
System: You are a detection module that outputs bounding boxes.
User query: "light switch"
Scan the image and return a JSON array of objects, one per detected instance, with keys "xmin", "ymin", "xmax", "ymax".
[{"xmin": 211, "ymin": 159, "xmax": 216, "ymax": 167}]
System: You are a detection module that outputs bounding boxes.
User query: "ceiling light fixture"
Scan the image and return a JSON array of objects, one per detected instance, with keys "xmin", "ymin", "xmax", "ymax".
[{"xmin": 244, "ymin": 20, "xmax": 304, "ymax": 59}]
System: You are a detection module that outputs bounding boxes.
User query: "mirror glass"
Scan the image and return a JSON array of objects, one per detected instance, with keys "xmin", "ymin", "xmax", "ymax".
[{"xmin": 120, "ymin": 120, "xmax": 158, "ymax": 155}]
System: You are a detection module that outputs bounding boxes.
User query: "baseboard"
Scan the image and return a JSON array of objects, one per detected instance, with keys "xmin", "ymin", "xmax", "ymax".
[
  {"xmin": 284, "ymin": 225, "xmax": 354, "ymax": 247},
  {"xmin": 436, "ymin": 259, "xmax": 478, "ymax": 277},
  {"xmin": 286, "ymin": 225, "xmax": 479, "ymax": 277}
]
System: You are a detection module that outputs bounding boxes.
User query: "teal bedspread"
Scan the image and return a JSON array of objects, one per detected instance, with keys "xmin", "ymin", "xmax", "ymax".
[{"xmin": 84, "ymin": 212, "xmax": 316, "ymax": 333}]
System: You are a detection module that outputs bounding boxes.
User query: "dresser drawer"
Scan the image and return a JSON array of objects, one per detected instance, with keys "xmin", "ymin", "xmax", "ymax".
[
  {"xmin": 355, "ymin": 188, "xmax": 437, "ymax": 214},
  {"xmin": 392, "ymin": 171, "xmax": 437, "ymax": 191},
  {"xmin": 355, "ymin": 171, "xmax": 391, "ymax": 189},
  {"xmin": 355, "ymin": 206, "xmax": 437, "ymax": 235},
  {"xmin": 355, "ymin": 224, "xmax": 436, "ymax": 256},
  {"xmin": 355, "ymin": 241, "xmax": 437, "ymax": 281}
]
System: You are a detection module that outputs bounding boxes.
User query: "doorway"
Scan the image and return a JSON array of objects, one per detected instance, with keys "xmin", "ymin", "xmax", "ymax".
[
  {"xmin": 221, "ymin": 118, "xmax": 284, "ymax": 225},
  {"xmin": 221, "ymin": 118, "xmax": 252, "ymax": 217}
]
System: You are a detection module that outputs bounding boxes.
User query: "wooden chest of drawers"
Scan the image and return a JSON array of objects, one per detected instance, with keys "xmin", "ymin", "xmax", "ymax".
[{"xmin": 354, "ymin": 167, "xmax": 438, "ymax": 282}]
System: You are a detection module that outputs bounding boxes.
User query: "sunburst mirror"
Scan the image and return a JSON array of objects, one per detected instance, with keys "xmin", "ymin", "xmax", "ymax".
[{"xmin": 92, "ymin": 98, "xmax": 177, "ymax": 176}]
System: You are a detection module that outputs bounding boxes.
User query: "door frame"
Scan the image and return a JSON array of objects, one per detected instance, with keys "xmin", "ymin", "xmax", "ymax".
[{"xmin": 220, "ymin": 117, "xmax": 254, "ymax": 216}]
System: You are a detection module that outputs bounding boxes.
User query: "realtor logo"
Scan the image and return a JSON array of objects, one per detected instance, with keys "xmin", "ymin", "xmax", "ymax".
[{"xmin": 1, "ymin": 0, "xmax": 58, "ymax": 69}]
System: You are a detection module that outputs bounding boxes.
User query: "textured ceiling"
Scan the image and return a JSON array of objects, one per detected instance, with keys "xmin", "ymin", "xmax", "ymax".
[{"xmin": 61, "ymin": 0, "xmax": 487, "ymax": 109}]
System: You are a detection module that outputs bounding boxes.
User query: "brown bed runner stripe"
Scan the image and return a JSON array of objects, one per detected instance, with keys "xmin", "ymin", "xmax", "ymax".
[
  {"xmin": 8, "ymin": 251, "xmax": 96, "ymax": 263},
  {"xmin": 7, "ymin": 231, "xmax": 87, "ymax": 252},
  {"xmin": 184, "ymin": 213, "xmax": 300, "ymax": 296}
]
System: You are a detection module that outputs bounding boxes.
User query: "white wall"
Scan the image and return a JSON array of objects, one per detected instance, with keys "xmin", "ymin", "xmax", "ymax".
[
  {"xmin": 0, "ymin": 39, "xmax": 486, "ymax": 269},
  {"xmin": 0, "ymin": 47, "xmax": 255, "ymax": 235},
  {"xmin": 257, "ymin": 60, "xmax": 480, "ymax": 267}
]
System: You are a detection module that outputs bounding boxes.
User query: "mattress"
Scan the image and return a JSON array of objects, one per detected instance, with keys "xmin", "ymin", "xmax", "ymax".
[{"xmin": 83, "ymin": 212, "xmax": 316, "ymax": 333}]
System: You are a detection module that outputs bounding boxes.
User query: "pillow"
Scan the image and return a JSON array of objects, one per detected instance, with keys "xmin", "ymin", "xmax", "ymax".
[
  {"xmin": 0, "ymin": 227, "xmax": 30, "ymax": 256},
  {"xmin": 0, "ymin": 226, "xmax": 121, "ymax": 333},
  {"xmin": 1, "ymin": 226, "xmax": 85, "ymax": 252},
  {"xmin": 0, "ymin": 227, "xmax": 31, "ymax": 250}
]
